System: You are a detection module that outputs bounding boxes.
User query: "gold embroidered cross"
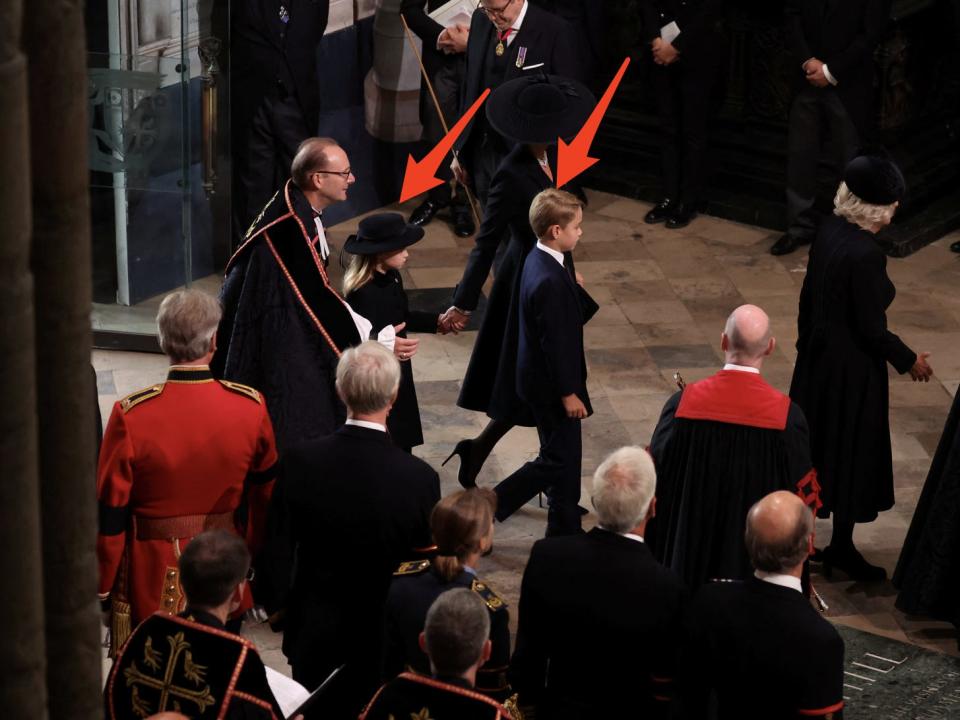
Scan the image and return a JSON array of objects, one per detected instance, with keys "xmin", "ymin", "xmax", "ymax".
[{"xmin": 123, "ymin": 631, "xmax": 216, "ymax": 717}]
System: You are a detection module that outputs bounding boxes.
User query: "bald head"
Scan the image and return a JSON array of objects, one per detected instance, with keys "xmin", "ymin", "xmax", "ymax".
[
  {"xmin": 722, "ymin": 304, "xmax": 774, "ymax": 366},
  {"xmin": 745, "ymin": 491, "xmax": 813, "ymax": 574}
]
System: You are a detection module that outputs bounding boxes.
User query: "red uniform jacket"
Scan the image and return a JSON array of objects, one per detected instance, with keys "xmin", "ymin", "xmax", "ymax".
[{"xmin": 96, "ymin": 365, "xmax": 278, "ymax": 643}]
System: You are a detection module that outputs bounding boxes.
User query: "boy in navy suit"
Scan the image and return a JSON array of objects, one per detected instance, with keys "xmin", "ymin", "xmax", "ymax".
[{"xmin": 493, "ymin": 189, "xmax": 595, "ymax": 536}]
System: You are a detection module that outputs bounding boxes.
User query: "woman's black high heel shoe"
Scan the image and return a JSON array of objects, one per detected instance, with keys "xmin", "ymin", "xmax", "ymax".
[
  {"xmin": 442, "ymin": 439, "xmax": 481, "ymax": 489},
  {"xmin": 818, "ymin": 545, "xmax": 887, "ymax": 582}
]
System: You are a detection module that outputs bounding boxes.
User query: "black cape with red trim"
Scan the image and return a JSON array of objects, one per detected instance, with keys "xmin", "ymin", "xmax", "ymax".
[
  {"xmin": 648, "ymin": 370, "xmax": 819, "ymax": 587},
  {"xmin": 213, "ymin": 180, "xmax": 361, "ymax": 450},
  {"xmin": 360, "ymin": 673, "xmax": 511, "ymax": 720},
  {"xmin": 104, "ymin": 609, "xmax": 283, "ymax": 720}
]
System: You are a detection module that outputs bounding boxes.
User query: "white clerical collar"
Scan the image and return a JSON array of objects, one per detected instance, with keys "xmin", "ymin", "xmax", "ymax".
[
  {"xmin": 754, "ymin": 570, "xmax": 802, "ymax": 593},
  {"xmin": 599, "ymin": 525, "xmax": 644, "ymax": 544},
  {"xmin": 536, "ymin": 240, "xmax": 564, "ymax": 266},
  {"xmin": 311, "ymin": 209, "xmax": 330, "ymax": 261},
  {"xmin": 345, "ymin": 418, "xmax": 387, "ymax": 433},
  {"xmin": 723, "ymin": 363, "xmax": 760, "ymax": 375},
  {"xmin": 511, "ymin": 0, "xmax": 529, "ymax": 34}
]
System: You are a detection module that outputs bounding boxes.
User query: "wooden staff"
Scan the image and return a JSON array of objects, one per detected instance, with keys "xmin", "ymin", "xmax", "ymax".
[{"xmin": 399, "ymin": 12, "xmax": 483, "ymax": 228}]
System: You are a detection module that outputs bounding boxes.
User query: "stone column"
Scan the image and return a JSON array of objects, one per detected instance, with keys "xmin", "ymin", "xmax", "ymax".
[
  {"xmin": 0, "ymin": 0, "xmax": 48, "ymax": 715},
  {"xmin": 23, "ymin": 1, "xmax": 102, "ymax": 717}
]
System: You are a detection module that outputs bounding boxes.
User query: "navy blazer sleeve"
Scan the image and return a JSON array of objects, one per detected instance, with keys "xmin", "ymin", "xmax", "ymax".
[{"xmin": 531, "ymin": 271, "xmax": 585, "ymax": 398}]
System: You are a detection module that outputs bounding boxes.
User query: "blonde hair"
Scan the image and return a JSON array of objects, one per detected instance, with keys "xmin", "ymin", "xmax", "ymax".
[
  {"xmin": 430, "ymin": 489, "xmax": 497, "ymax": 582},
  {"xmin": 529, "ymin": 188, "xmax": 583, "ymax": 238},
  {"xmin": 833, "ymin": 181, "xmax": 897, "ymax": 230},
  {"xmin": 342, "ymin": 253, "xmax": 377, "ymax": 296},
  {"xmin": 335, "ymin": 340, "xmax": 401, "ymax": 414},
  {"xmin": 156, "ymin": 289, "xmax": 222, "ymax": 363}
]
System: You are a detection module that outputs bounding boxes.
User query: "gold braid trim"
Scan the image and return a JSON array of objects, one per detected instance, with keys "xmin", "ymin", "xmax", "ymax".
[
  {"xmin": 109, "ymin": 599, "xmax": 132, "ymax": 660},
  {"xmin": 502, "ymin": 693, "xmax": 526, "ymax": 720}
]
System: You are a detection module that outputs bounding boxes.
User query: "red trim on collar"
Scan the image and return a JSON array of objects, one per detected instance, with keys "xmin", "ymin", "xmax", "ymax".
[
  {"xmin": 675, "ymin": 370, "xmax": 790, "ymax": 430},
  {"xmin": 798, "ymin": 700, "xmax": 844, "ymax": 716}
]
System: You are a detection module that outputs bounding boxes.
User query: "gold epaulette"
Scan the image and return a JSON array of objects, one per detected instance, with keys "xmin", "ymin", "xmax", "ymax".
[
  {"xmin": 217, "ymin": 379, "xmax": 263, "ymax": 404},
  {"xmin": 394, "ymin": 559, "xmax": 431, "ymax": 576},
  {"xmin": 119, "ymin": 384, "xmax": 164, "ymax": 413},
  {"xmin": 471, "ymin": 578, "xmax": 507, "ymax": 612}
]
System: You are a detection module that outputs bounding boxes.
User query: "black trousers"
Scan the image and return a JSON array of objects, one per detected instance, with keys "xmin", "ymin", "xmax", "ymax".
[
  {"xmin": 421, "ymin": 57, "xmax": 469, "ymax": 208},
  {"xmin": 650, "ymin": 57, "xmax": 724, "ymax": 206},
  {"xmin": 493, "ymin": 407, "xmax": 582, "ymax": 536},
  {"xmin": 232, "ymin": 93, "xmax": 311, "ymax": 247},
  {"xmin": 786, "ymin": 86, "xmax": 859, "ymax": 241}
]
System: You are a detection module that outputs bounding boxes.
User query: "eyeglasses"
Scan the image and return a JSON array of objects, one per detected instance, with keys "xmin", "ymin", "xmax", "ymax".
[
  {"xmin": 313, "ymin": 168, "xmax": 353, "ymax": 179},
  {"xmin": 478, "ymin": 0, "xmax": 514, "ymax": 19}
]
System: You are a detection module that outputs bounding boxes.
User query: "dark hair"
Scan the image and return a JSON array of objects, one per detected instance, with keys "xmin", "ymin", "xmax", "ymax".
[
  {"xmin": 744, "ymin": 501, "xmax": 813, "ymax": 573},
  {"xmin": 430, "ymin": 489, "xmax": 496, "ymax": 582},
  {"xmin": 179, "ymin": 530, "xmax": 250, "ymax": 608},
  {"xmin": 424, "ymin": 589, "xmax": 490, "ymax": 676}
]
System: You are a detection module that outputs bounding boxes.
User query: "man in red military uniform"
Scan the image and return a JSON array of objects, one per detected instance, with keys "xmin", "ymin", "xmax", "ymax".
[
  {"xmin": 649, "ymin": 304, "xmax": 820, "ymax": 588},
  {"xmin": 97, "ymin": 289, "xmax": 278, "ymax": 655}
]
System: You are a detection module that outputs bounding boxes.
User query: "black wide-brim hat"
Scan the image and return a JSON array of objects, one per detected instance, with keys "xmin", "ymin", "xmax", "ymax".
[
  {"xmin": 485, "ymin": 73, "xmax": 596, "ymax": 145},
  {"xmin": 344, "ymin": 212, "xmax": 425, "ymax": 255},
  {"xmin": 843, "ymin": 155, "xmax": 906, "ymax": 205}
]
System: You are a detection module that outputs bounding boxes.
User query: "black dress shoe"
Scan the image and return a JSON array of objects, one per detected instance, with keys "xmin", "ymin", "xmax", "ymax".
[
  {"xmin": 770, "ymin": 233, "xmax": 810, "ymax": 256},
  {"xmin": 409, "ymin": 199, "xmax": 445, "ymax": 226},
  {"xmin": 951, "ymin": 239, "xmax": 960, "ymax": 253},
  {"xmin": 818, "ymin": 544, "xmax": 887, "ymax": 582},
  {"xmin": 453, "ymin": 208, "xmax": 475, "ymax": 237},
  {"xmin": 665, "ymin": 202, "xmax": 697, "ymax": 229},
  {"xmin": 644, "ymin": 198, "xmax": 675, "ymax": 224}
]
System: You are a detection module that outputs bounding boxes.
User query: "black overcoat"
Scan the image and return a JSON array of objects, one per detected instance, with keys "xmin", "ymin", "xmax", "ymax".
[
  {"xmin": 790, "ymin": 214, "xmax": 916, "ymax": 522},
  {"xmin": 347, "ymin": 269, "xmax": 437, "ymax": 450},
  {"xmin": 452, "ymin": 145, "xmax": 557, "ymax": 425}
]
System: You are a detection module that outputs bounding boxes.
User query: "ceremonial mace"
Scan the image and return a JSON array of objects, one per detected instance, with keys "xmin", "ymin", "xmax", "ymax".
[{"xmin": 399, "ymin": 13, "xmax": 483, "ymax": 229}]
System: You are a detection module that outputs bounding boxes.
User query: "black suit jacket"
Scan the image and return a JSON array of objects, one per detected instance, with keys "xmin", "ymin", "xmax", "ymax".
[
  {"xmin": 456, "ymin": 4, "xmax": 581, "ymax": 162},
  {"xmin": 639, "ymin": 0, "xmax": 725, "ymax": 67},
  {"xmin": 516, "ymin": 247, "xmax": 591, "ymax": 418},
  {"xmin": 785, "ymin": 0, "xmax": 887, "ymax": 133},
  {"xmin": 231, "ymin": 0, "xmax": 329, "ymax": 128},
  {"xmin": 686, "ymin": 577, "xmax": 846, "ymax": 719},
  {"xmin": 400, "ymin": 0, "xmax": 452, "ymax": 75},
  {"xmin": 258, "ymin": 425, "xmax": 440, "ymax": 679},
  {"xmin": 511, "ymin": 528, "xmax": 686, "ymax": 718},
  {"xmin": 530, "ymin": 0, "xmax": 605, "ymax": 79}
]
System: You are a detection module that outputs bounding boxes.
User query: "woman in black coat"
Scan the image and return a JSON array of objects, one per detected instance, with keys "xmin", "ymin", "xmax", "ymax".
[
  {"xmin": 789, "ymin": 155, "xmax": 933, "ymax": 580},
  {"xmin": 440, "ymin": 74, "xmax": 595, "ymax": 487},
  {"xmin": 344, "ymin": 213, "xmax": 442, "ymax": 451}
]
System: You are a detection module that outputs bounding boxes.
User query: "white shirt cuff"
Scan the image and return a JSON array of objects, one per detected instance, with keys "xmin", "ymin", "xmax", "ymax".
[{"xmin": 822, "ymin": 63, "xmax": 838, "ymax": 86}]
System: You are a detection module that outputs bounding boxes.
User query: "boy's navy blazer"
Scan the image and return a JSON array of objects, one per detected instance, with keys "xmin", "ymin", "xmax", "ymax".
[{"xmin": 516, "ymin": 247, "xmax": 592, "ymax": 417}]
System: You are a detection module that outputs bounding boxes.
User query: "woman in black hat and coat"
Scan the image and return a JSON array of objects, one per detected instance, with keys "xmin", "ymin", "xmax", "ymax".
[
  {"xmin": 790, "ymin": 155, "xmax": 934, "ymax": 581},
  {"xmin": 344, "ymin": 213, "xmax": 443, "ymax": 451},
  {"xmin": 439, "ymin": 74, "xmax": 595, "ymax": 487}
]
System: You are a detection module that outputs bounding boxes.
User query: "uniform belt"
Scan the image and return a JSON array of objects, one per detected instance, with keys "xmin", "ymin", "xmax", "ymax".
[{"xmin": 133, "ymin": 511, "xmax": 235, "ymax": 540}]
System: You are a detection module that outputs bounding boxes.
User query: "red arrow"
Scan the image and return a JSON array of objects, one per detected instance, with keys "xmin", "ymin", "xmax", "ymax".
[
  {"xmin": 556, "ymin": 57, "xmax": 631, "ymax": 188},
  {"xmin": 399, "ymin": 88, "xmax": 491, "ymax": 204}
]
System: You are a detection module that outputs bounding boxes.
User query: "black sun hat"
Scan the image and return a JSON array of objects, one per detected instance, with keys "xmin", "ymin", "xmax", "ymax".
[
  {"xmin": 843, "ymin": 155, "xmax": 906, "ymax": 205},
  {"xmin": 343, "ymin": 212, "xmax": 425, "ymax": 256},
  {"xmin": 485, "ymin": 72, "xmax": 596, "ymax": 145}
]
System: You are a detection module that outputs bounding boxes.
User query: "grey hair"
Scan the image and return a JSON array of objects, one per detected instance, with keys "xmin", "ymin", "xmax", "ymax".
[
  {"xmin": 591, "ymin": 446, "xmax": 656, "ymax": 533},
  {"xmin": 423, "ymin": 588, "xmax": 491, "ymax": 676},
  {"xmin": 744, "ymin": 499, "xmax": 814, "ymax": 573},
  {"xmin": 156, "ymin": 290, "xmax": 221, "ymax": 363},
  {"xmin": 833, "ymin": 181, "xmax": 897, "ymax": 230},
  {"xmin": 335, "ymin": 340, "xmax": 401, "ymax": 414}
]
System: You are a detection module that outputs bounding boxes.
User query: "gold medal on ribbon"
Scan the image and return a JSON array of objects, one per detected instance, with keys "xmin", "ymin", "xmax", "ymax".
[{"xmin": 495, "ymin": 41, "xmax": 505, "ymax": 56}]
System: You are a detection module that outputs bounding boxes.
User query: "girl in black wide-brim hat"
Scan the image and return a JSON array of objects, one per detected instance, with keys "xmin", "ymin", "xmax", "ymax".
[
  {"xmin": 343, "ymin": 212, "xmax": 444, "ymax": 451},
  {"xmin": 440, "ymin": 73, "xmax": 595, "ymax": 487}
]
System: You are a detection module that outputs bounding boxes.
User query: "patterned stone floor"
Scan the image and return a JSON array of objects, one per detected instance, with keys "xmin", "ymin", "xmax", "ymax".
[{"xmin": 93, "ymin": 190, "xmax": 960, "ymax": 680}]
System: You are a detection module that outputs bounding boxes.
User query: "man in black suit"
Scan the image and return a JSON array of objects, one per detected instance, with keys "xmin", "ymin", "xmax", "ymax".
[
  {"xmin": 511, "ymin": 446, "xmax": 686, "ymax": 718},
  {"xmin": 771, "ymin": 0, "xmax": 887, "ymax": 255},
  {"xmin": 400, "ymin": 0, "xmax": 474, "ymax": 237},
  {"xmin": 529, "ymin": 0, "xmax": 605, "ymax": 82},
  {"xmin": 640, "ymin": 0, "xmax": 726, "ymax": 230},
  {"xmin": 685, "ymin": 491, "xmax": 846, "ymax": 719},
  {"xmin": 492, "ymin": 189, "xmax": 594, "ymax": 537},
  {"xmin": 231, "ymin": 0, "xmax": 329, "ymax": 247},
  {"xmin": 258, "ymin": 340, "xmax": 441, "ymax": 718},
  {"xmin": 452, "ymin": 0, "xmax": 580, "ymax": 208}
]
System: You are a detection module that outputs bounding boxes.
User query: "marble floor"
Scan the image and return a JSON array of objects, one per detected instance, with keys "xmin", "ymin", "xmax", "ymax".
[{"xmin": 93, "ymin": 190, "xmax": 960, "ymax": 679}]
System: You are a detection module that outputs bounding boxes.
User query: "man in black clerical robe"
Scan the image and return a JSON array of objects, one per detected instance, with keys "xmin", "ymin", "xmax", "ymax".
[
  {"xmin": 213, "ymin": 138, "xmax": 363, "ymax": 450},
  {"xmin": 105, "ymin": 530, "xmax": 284, "ymax": 720},
  {"xmin": 648, "ymin": 304, "xmax": 819, "ymax": 588}
]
